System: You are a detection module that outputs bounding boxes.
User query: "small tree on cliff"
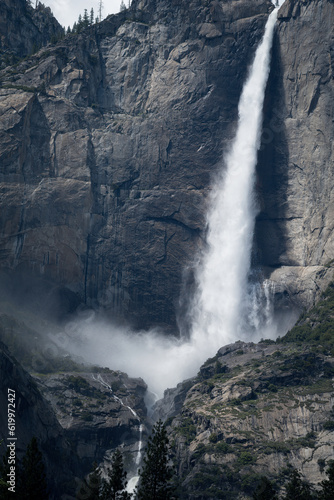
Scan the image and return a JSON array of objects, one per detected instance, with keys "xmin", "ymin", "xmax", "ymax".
[
  {"xmin": 253, "ymin": 476, "xmax": 278, "ymax": 500},
  {"xmin": 101, "ymin": 449, "xmax": 131, "ymax": 500},
  {"xmin": 318, "ymin": 461, "xmax": 334, "ymax": 499},
  {"xmin": 283, "ymin": 469, "xmax": 313, "ymax": 500},
  {"xmin": 136, "ymin": 420, "xmax": 174, "ymax": 500}
]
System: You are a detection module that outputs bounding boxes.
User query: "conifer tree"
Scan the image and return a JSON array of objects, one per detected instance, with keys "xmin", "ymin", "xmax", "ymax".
[
  {"xmin": 77, "ymin": 462, "xmax": 102, "ymax": 500},
  {"xmin": 77, "ymin": 14, "xmax": 83, "ymax": 33},
  {"xmin": 136, "ymin": 420, "xmax": 174, "ymax": 500},
  {"xmin": 283, "ymin": 469, "xmax": 313, "ymax": 500},
  {"xmin": 20, "ymin": 437, "xmax": 49, "ymax": 500},
  {"xmin": 90, "ymin": 8, "xmax": 95, "ymax": 25},
  {"xmin": 120, "ymin": 0, "xmax": 126, "ymax": 12},
  {"xmin": 318, "ymin": 461, "xmax": 334, "ymax": 499},
  {"xmin": 101, "ymin": 449, "xmax": 131, "ymax": 500},
  {"xmin": 253, "ymin": 476, "xmax": 278, "ymax": 500},
  {"xmin": 83, "ymin": 9, "xmax": 90, "ymax": 29}
]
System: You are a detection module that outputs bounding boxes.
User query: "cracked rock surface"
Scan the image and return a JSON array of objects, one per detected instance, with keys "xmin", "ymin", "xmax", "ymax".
[
  {"xmin": 0, "ymin": 0, "xmax": 334, "ymax": 329},
  {"xmin": 0, "ymin": 0, "xmax": 272, "ymax": 329}
]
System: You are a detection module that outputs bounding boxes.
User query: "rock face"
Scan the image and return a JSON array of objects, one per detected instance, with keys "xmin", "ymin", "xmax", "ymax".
[
  {"xmin": 157, "ymin": 340, "xmax": 334, "ymax": 498},
  {"xmin": 0, "ymin": 0, "xmax": 334, "ymax": 330},
  {"xmin": 0, "ymin": 0, "xmax": 64, "ymax": 68},
  {"xmin": 34, "ymin": 369, "xmax": 150, "ymax": 478},
  {"xmin": 0, "ymin": 307, "xmax": 151, "ymax": 488},
  {"xmin": 255, "ymin": 0, "xmax": 334, "ymax": 311},
  {"xmin": 0, "ymin": 0, "xmax": 272, "ymax": 330}
]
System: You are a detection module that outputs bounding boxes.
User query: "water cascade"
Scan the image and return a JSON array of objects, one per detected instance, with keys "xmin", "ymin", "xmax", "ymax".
[
  {"xmin": 190, "ymin": 1, "xmax": 282, "ymax": 354},
  {"xmin": 91, "ymin": 373, "xmax": 144, "ymax": 491},
  {"xmin": 61, "ymin": 1, "xmax": 286, "ymax": 398}
]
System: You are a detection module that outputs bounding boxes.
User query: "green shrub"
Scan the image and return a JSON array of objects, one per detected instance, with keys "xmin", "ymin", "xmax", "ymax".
[
  {"xmin": 209, "ymin": 433, "xmax": 218, "ymax": 443},
  {"xmin": 237, "ymin": 451, "xmax": 256, "ymax": 466},
  {"xmin": 215, "ymin": 442, "xmax": 232, "ymax": 454},
  {"xmin": 323, "ymin": 420, "xmax": 334, "ymax": 430}
]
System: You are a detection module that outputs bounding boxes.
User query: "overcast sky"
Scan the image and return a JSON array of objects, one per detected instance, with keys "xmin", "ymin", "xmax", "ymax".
[{"xmin": 42, "ymin": 0, "xmax": 127, "ymax": 29}]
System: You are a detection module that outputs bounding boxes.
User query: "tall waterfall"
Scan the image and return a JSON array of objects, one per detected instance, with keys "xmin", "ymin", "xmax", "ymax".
[
  {"xmin": 190, "ymin": 2, "xmax": 281, "ymax": 352},
  {"xmin": 61, "ymin": 2, "xmax": 287, "ymax": 398}
]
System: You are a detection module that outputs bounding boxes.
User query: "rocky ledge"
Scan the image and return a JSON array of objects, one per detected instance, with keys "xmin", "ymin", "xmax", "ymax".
[{"xmin": 156, "ymin": 339, "xmax": 334, "ymax": 498}]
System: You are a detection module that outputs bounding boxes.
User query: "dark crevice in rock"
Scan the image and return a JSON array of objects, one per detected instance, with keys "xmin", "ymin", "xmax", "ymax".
[{"xmin": 144, "ymin": 216, "xmax": 202, "ymax": 236}]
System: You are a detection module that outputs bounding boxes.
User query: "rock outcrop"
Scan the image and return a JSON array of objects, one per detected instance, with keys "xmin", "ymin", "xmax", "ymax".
[
  {"xmin": 0, "ymin": 0, "xmax": 64, "ymax": 68},
  {"xmin": 0, "ymin": 0, "xmax": 272, "ymax": 330},
  {"xmin": 0, "ymin": 307, "xmax": 151, "ymax": 488},
  {"xmin": 34, "ymin": 369, "xmax": 150, "ymax": 478},
  {"xmin": 156, "ymin": 339, "xmax": 334, "ymax": 498}
]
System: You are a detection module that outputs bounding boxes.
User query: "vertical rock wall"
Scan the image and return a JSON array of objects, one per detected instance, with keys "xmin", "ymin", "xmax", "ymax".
[
  {"xmin": 256, "ymin": 0, "xmax": 334, "ymax": 311},
  {"xmin": 0, "ymin": 0, "xmax": 272, "ymax": 329}
]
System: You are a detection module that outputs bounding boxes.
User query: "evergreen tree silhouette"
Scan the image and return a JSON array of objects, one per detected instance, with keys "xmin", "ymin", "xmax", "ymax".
[
  {"xmin": 101, "ymin": 449, "xmax": 131, "ymax": 499},
  {"xmin": 318, "ymin": 461, "xmax": 334, "ymax": 499},
  {"xmin": 283, "ymin": 469, "xmax": 313, "ymax": 500},
  {"xmin": 136, "ymin": 420, "xmax": 174, "ymax": 500},
  {"xmin": 253, "ymin": 476, "xmax": 278, "ymax": 500},
  {"xmin": 20, "ymin": 437, "xmax": 48, "ymax": 500},
  {"xmin": 82, "ymin": 462, "xmax": 102, "ymax": 500},
  {"xmin": 83, "ymin": 9, "xmax": 90, "ymax": 29}
]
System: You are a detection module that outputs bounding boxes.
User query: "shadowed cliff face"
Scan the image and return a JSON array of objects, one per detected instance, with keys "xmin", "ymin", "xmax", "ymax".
[
  {"xmin": 0, "ymin": 342, "xmax": 79, "ymax": 497},
  {"xmin": 0, "ymin": 0, "xmax": 64, "ymax": 68},
  {"xmin": 255, "ymin": 0, "xmax": 334, "ymax": 312},
  {"xmin": 0, "ymin": 0, "xmax": 272, "ymax": 329}
]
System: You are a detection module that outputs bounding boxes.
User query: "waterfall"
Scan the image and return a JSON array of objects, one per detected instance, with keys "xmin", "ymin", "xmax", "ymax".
[
  {"xmin": 60, "ymin": 2, "xmax": 287, "ymax": 398},
  {"xmin": 190, "ymin": 2, "xmax": 281, "ymax": 351},
  {"xmin": 135, "ymin": 424, "xmax": 143, "ymax": 465}
]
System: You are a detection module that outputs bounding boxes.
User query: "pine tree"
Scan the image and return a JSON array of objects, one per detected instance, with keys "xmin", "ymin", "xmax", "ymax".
[
  {"xmin": 83, "ymin": 9, "xmax": 90, "ymax": 29},
  {"xmin": 136, "ymin": 420, "xmax": 174, "ymax": 500},
  {"xmin": 77, "ymin": 14, "xmax": 83, "ymax": 33},
  {"xmin": 77, "ymin": 463, "xmax": 101, "ymax": 500},
  {"xmin": 253, "ymin": 476, "xmax": 278, "ymax": 500},
  {"xmin": 120, "ymin": 0, "xmax": 127, "ymax": 11},
  {"xmin": 101, "ymin": 449, "xmax": 131, "ymax": 500},
  {"xmin": 20, "ymin": 437, "xmax": 49, "ymax": 500},
  {"xmin": 283, "ymin": 469, "xmax": 313, "ymax": 500},
  {"xmin": 318, "ymin": 461, "xmax": 334, "ymax": 499},
  {"xmin": 90, "ymin": 8, "xmax": 95, "ymax": 25}
]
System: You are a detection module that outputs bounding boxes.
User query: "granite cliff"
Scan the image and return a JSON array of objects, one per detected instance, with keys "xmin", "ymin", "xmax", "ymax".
[
  {"xmin": 1, "ymin": 0, "xmax": 275, "ymax": 330},
  {"xmin": 0, "ymin": 310, "xmax": 152, "ymax": 498},
  {"xmin": 256, "ymin": 0, "xmax": 334, "ymax": 312},
  {"xmin": 0, "ymin": 0, "xmax": 64, "ymax": 69},
  {"xmin": 1, "ymin": 0, "xmax": 334, "ymax": 496},
  {"xmin": 1, "ymin": 0, "xmax": 333, "ymax": 330}
]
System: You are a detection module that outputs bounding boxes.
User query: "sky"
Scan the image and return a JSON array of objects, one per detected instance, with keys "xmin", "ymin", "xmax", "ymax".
[{"xmin": 42, "ymin": 0, "xmax": 127, "ymax": 29}]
